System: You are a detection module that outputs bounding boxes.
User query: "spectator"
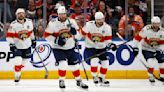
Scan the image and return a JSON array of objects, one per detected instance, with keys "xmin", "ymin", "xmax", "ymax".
[
  {"xmin": 35, "ymin": 25, "xmax": 44, "ymax": 40},
  {"xmin": 139, "ymin": 0, "xmax": 148, "ymax": 25},
  {"xmin": 118, "ymin": 6, "xmax": 144, "ymax": 40},
  {"xmin": 70, "ymin": 3, "xmax": 90, "ymax": 28},
  {"xmin": 33, "ymin": 7, "xmax": 44, "ymax": 39},
  {"xmin": 46, "ymin": 0, "xmax": 56, "ymax": 20},
  {"xmin": 26, "ymin": 0, "xmax": 36, "ymax": 19},
  {"xmin": 48, "ymin": 3, "xmax": 61, "ymax": 21},
  {"xmin": 15, "ymin": 0, "xmax": 29, "ymax": 10},
  {"xmin": 90, "ymin": 7, "xmax": 96, "ymax": 20},
  {"xmin": 70, "ymin": 0, "xmax": 89, "ymax": 13},
  {"xmin": 35, "ymin": 0, "xmax": 43, "ymax": 9},
  {"xmin": 0, "ymin": 1, "xmax": 13, "ymax": 22},
  {"xmin": 97, "ymin": 0, "xmax": 107, "ymax": 16}
]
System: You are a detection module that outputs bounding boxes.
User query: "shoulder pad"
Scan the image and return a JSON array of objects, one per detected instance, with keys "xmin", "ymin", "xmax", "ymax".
[
  {"xmin": 11, "ymin": 20, "xmax": 17, "ymax": 24},
  {"xmin": 88, "ymin": 21, "xmax": 95, "ymax": 24},
  {"xmin": 145, "ymin": 25, "xmax": 152, "ymax": 30},
  {"xmin": 25, "ymin": 18, "xmax": 32, "ymax": 21}
]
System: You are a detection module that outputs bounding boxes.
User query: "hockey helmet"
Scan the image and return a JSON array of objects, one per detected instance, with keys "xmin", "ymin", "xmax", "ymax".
[
  {"xmin": 15, "ymin": 8, "xmax": 25, "ymax": 15},
  {"xmin": 57, "ymin": 6, "xmax": 66, "ymax": 14},
  {"xmin": 151, "ymin": 16, "xmax": 160, "ymax": 23},
  {"xmin": 95, "ymin": 12, "xmax": 104, "ymax": 20}
]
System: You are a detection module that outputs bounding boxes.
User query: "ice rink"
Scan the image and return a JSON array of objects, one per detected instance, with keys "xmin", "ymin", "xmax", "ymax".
[{"xmin": 0, "ymin": 79, "xmax": 163, "ymax": 92}]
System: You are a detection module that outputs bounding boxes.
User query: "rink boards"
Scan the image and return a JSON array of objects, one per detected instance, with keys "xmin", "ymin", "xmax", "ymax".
[{"xmin": 0, "ymin": 41, "xmax": 161, "ymax": 79}]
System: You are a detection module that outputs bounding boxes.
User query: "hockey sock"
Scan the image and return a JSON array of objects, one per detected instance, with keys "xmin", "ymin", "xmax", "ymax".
[
  {"xmin": 99, "ymin": 60, "xmax": 109, "ymax": 79},
  {"xmin": 71, "ymin": 64, "xmax": 81, "ymax": 80},
  {"xmin": 58, "ymin": 61, "xmax": 68, "ymax": 80},
  {"xmin": 159, "ymin": 63, "xmax": 164, "ymax": 78},
  {"xmin": 90, "ymin": 58, "xmax": 99, "ymax": 77},
  {"xmin": 147, "ymin": 58, "xmax": 155, "ymax": 78}
]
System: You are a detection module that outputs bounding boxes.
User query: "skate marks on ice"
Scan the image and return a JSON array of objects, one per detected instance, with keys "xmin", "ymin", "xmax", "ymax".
[{"xmin": 0, "ymin": 79, "xmax": 163, "ymax": 92}]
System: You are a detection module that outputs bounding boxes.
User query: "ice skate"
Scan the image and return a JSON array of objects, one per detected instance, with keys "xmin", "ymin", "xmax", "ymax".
[
  {"xmin": 99, "ymin": 77, "xmax": 110, "ymax": 87},
  {"xmin": 149, "ymin": 76, "xmax": 155, "ymax": 86},
  {"xmin": 76, "ymin": 80, "xmax": 88, "ymax": 90},
  {"xmin": 59, "ymin": 80, "xmax": 66, "ymax": 89}
]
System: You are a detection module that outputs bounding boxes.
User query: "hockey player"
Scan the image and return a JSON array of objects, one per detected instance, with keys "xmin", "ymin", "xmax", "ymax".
[
  {"xmin": 44, "ymin": 6, "xmax": 88, "ymax": 89},
  {"xmin": 132, "ymin": 16, "xmax": 164, "ymax": 85},
  {"xmin": 6, "ymin": 8, "xmax": 36, "ymax": 84},
  {"xmin": 81, "ymin": 12, "xmax": 117, "ymax": 86}
]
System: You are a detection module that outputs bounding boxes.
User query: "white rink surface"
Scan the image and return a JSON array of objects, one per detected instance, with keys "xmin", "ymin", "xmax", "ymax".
[{"xmin": 0, "ymin": 79, "xmax": 164, "ymax": 92}]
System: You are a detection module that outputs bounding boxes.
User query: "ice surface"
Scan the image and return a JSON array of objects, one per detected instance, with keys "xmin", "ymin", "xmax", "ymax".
[{"xmin": 0, "ymin": 79, "xmax": 163, "ymax": 92}]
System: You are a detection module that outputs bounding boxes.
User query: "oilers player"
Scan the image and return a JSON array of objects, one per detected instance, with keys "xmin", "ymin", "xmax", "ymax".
[
  {"xmin": 6, "ymin": 8, "xmax": 36, "ymax": 84},
  {"xmin": 81, "ymin": 12, "xmax": 117, "ymax": 86},
  {"xmin": 132, "ymin": 16, "xmax": 164, "ymax": 85},
  {"xmin": 44, "ymin": 6, "xmax": 88, "ymax": 89}
]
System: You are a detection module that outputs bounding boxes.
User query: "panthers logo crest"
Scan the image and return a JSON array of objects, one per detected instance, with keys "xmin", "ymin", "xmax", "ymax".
[
  {"xmin": 149, "ymin": 38, "xmax": 160, "ymax": 47},
  {"xmin": 18, "ymin": 30, "xmax": 28, "ymax": 40},
  {"xmin": 91, "ymin": 33, "xmax": 103, "ymax": 43},
  {"xmin": 59, "ymin": 29, "xmax": 71, "ymax": 39}
]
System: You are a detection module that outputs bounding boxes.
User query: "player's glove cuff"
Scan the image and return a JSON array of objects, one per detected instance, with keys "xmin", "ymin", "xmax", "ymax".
[
  {"xmin": 70, "ymin": 27, "xmax": 77, "ymax": 35},
  {"xmin": 32, "ymin": 40, "xmax": 36, "ymax": 48},
  {"xmin": 9, "ymin": 44, "xmax": 17, "ymax": 52},
  {"xmin": 107, "ymin": 43, "xmax": 117, "ymax": 51}
]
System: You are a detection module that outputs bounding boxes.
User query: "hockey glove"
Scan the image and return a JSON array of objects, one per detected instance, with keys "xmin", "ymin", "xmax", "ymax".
[
  {"xmin": 9, "ymin": 44, "xmax": 17, "ymax": 52},
  {"xmin": 132, "ymin": 47, "xmax": 139, "ymax": 57},
  {"xmin": 32, "ymin": 40, "xmax": 36, "ymax": 48},
  {"xmin": 107, "ymin": 43, "xmax": 117, "ymax": 51},
  {"xmin": 56, "ymin": 36, "xmax": 66, "ymax": 46},
  {"xmin": 70, "ymin": 27, "xmax": 77, "ymax": 35}
]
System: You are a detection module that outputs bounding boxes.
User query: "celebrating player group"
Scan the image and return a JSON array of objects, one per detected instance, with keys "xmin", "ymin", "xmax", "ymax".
[{"xmin": 6, "ymin": 5, "xmax": 164, "ymax": 89}]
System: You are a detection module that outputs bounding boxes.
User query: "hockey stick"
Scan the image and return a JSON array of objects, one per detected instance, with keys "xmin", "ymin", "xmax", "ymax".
[
  {"xmin": 75, "ymin": 40, "xmax": 89, "ymax": 81},
  {"xmin": 116, "ymin": 32, "xmax": 163, "ymax": 82},
  {"xmin": 82, "ymin": 41, "xmax": 129, "ymax": 63},
  {"xmin": 34, "ymin": 47, "xmax": 49, "ymax": 79},
  {"xmin": 67, "ymin": 18, "xmax": 89, "ymax": 80}
]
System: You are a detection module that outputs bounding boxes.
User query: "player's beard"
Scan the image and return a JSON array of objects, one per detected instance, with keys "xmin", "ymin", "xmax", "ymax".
[
  {"xmin": 152, "ymin": 26, "xmax": 160, "ymax": 32},
  {"xmin": 60, "ymin": 18, "xmax": 67, "ymax": 22},
  {"xmin": 18, "ymin": 15, "xmax": 25, "ymax": 20},
  {"xmin": 96, "ymin": 22, "xmax": 104, "ymax": 27}
]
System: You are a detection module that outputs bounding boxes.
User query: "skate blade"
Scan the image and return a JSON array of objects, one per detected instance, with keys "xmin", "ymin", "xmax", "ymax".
[
  {"xmin": 100, "ymin": 84, "xmax": 110, "ymax": 87},
  {"xmin": 150, "ymin": 82, "xmax": 155, "ymax": 86},
  {"xmin": 15, "ymin": 82, "xmax": 19, "ymax": 86},
  {"xmin": 60, "ymin": 88, "xmax": 65, "ymax": 92},
  {"xmin": 77, "ymin": 86, "xmax": 89, "ymax": 91},
  {"xmin": 95, "ymin": 84, "xmax": 98, "ymax": 87}
]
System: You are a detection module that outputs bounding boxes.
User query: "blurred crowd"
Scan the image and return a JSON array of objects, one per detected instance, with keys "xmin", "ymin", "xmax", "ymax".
[{"xmin": 0, "ymin": 0, "xmax": 149, "ymax": 40}]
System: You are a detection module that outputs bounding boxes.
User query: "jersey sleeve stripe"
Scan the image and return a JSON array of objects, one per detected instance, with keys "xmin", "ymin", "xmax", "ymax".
[
  {"xmin": 6, "ymin": 32, "xmax": 15, "ymax": 38},
  {"xmin": 103, "ymin": 36, "xmax": 112, "ymax": 40},
  {"xmin": 44, "ymin": 32, "xmax": 59, "ymax": 38},
  {"xmin": 135, "ymin": 34, "xmax": 142, "ymax": 41},
  {"xmin": 159, "ymin": 40, "xmax": 164, "ymax": 44},
  {"xmin": 81, "ymin": 29, "xmax": 87, "ymax": 36}
]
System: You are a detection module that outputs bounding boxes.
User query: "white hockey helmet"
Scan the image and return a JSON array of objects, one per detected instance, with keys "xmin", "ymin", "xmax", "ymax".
[
  {"xmin": 57, "ymin": 6, "xmax": 66, "ymax": 14},
  {"xmin": 15, "ymin": 8, "xmax": 25, "ymax": 15},
  {"xmin": 95, "ymin": 12, "xmax": 104, "ymax": 20},
  {"xmin": 151, "ymin": 16, "xmax": 160, "ymax": 23}
]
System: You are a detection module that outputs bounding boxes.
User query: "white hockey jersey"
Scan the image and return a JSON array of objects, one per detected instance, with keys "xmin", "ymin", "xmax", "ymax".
[
  {"xmin": 82, "ymin": 21, "xmax": 112, "ymax": 49},
  {"xmin": 44, "ymin": 18, "xmax": 81, "ymax": 49},
  {"xmin": 6, "ymin": 18, "xmax": 34, "ymax": 49},
  {"xmin": 134, "ymin": 25, "xmax": 164, "ymax": 51}
]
